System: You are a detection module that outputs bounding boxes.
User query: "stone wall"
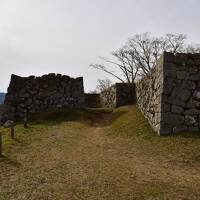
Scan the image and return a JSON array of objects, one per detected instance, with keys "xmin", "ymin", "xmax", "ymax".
[
  {"xmin": 136, "ymin": 55, "xmax": 164, "ymax": 134},
  {"xmin": 100, "ymin": 83, "xmax": 136, "ymax": 108},
  {"xmin": 115, "ymin": 83, "xmax": 136, "ymax": 107},
  {"xmin": 100, "ymin": 85, "xmax": 116, "ymax": 108},
  {"xmin": 85, "ymin": 93, "xmax": 101, "ymax": 108},
  {"xmin": 161, "ymin": 52, "xmax": 200, "ymax": 134},
  {"xmin": 136, "ymin": 52, "xmax": 200, "ymax": 135},
  {"xmin": 4, "ymin": 74, "xmax": 85, "ymax": 118}
]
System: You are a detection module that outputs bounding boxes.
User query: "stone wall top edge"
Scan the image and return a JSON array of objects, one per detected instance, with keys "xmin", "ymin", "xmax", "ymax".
[
  {"xmin": 115, "ymin": 83, "xmax": 135, "ymax": 86},
  {"xmin": 11, "ymin": 73, "xmax": 84, "ymax": 80},
  {"xmin": 163, "ymin": 51, "xmax": 200, "ymax": 61}
]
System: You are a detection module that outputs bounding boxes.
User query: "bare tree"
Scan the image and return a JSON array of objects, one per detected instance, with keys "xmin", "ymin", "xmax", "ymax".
[
  {"xmin": 96, "ymin": 78, "xmax": 113, "ymax": 92},
  {"xmin": 127, "ymin": 33, "xmax": 186, "ymax": 76},
  {"xmin": 91, "ymin": 48, "xmax": 138, "ymax": 83},
  {"xmin": 165, "ymin": 33, "xmax": 186, "ymax": 53},
  {"xmin": 186, "ymin": 44, "xmax": 200, "ymax": 54},
  {"xmin": 91, "ymin": 33, "xmax": 198, "ymax": 83}
]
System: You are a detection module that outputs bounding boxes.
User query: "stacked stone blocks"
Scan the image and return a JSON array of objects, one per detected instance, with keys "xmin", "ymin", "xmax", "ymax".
[
  {"xmin": 4, "ymin": 73, "xmax": 85, "ymax": 118},
  {"xmin": 100, "ymin": 83, "xmax": 136, "ymax": 108},
  {"xmin": 136, "ymin": 52, "xmax": 200, "ymax": 135}
]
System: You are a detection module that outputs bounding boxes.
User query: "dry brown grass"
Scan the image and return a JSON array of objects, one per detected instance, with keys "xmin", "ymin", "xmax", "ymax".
[{"xmin": 0, "ymin": 106, "xmax": 200, "ymax": 199}]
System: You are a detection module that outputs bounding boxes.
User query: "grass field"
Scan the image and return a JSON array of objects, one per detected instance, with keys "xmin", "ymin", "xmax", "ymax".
[{"xmin": 1, "ymin": 106, "xmax": 200, "ymax": 199}]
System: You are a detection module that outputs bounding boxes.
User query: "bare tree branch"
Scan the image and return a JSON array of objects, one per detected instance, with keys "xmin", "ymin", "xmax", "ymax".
[
  {"xmin": 90, "ymin": 32, "xmax": 199, "ymax": 83},
  {"xmin": 90, "ymin": 63, "xmax": 124, "ymax": 82}
]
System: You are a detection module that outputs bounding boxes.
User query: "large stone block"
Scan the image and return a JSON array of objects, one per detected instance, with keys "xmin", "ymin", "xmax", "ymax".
[
  {"xmin": 185, "ymin": 115, "xmax": 197, "ymax": 126},
  {"xmin": 171, "ymin": 105, "xmax": 184, "ymax": 114},
  {"xmin": 186, "ymin": 99, "xmax": 200, "ymax": 108},
  {"xmin": 182, "ymin": 81, "xmax": 196, "ymax": 90},
  {"xmin": 190, "ymin": 72, "xmax": 200, "ymax": 81},
  {"xmin": 177, "ymin": 71, "xmax": 189, "ymax": 80},
  {"xmin": 160, "ymin": 123, "xmax": 173, "ymax": 135},
  {"xmin": 162, "ymin": 95, "xmax": 186, "ymax": 107},
  {"xmin": 193, "ymin": 90, "xmax": 200, "ymax": 100},
  {"xmin": 161, "ymin": 113, "xmax": 184, "ymax": 125},
  {"xmin": 161, "ymin": 103, "xmax": 171, "ymax": 113},
  {"xmin": 171, "ymin": 87, "xmax": 191, "ymax": 102},
  {"xmin": 184, "ymin": 109, "xmax": 200, "ymax": 115},
  {"xmin": 165, "ymin": 70, "xmax": 177, "ymax": 78}
]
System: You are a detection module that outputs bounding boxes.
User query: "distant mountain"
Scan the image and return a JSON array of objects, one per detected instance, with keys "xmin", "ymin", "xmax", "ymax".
[{"xmin": 0, "ymin": 93, "xmax": 6, "ymax": 104}]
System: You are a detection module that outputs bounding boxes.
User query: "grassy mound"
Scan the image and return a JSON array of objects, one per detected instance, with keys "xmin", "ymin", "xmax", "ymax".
[
  {"xmin": 19, "ymin": 107, "xmax": 113, "ymax": 125},
  {"xmin": 1, "ymin": 108, "xmax": 89, "ymax": 154},
  {"xmin": 0, "ymin": 107, "xmax": 112, "ymax": 154},
  {"xmin": 27, "ymin": 108, "xmax": 92, "ymax": 125},
  {"xmin": 1, "ymin": 106, "xmax": 200, "ymax": 199},
  {"xmin": 108, "ymin": 106, "xmax": 200, "ymax": 162},
  {"xmin": 109, "ymin": 105, "xmax": 200, "ymax": 139},
  {"xmin": 109, "ymin": 105, "xmax": 155, "ymax": 139}
]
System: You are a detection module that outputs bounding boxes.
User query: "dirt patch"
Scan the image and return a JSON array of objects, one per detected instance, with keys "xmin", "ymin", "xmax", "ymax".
[{"xmin": 90, "ymin": 112, "xmax": 112, "ymax": 127}]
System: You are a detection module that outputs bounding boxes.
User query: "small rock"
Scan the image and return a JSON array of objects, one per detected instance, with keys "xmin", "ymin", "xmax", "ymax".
[
  {"xmin": 177, "ymin": 71, "xmax": 189, "ymax": 80},
  {"xmin": 3, "ymin": 120, "xmax": 15, "ymax": 128},
  {"xmin": 171, "ymin": 105, "xmax": 184, "ymax": 114},
  {"xmin": 185, "ymin": 115, "xmax": 197, "ymax": 126},
  {"xmin": 193, "ymin": 90, "xmax": 200, "ymax": 100}
]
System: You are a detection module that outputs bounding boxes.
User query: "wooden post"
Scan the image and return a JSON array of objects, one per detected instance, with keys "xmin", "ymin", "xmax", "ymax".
[
  {"xmin": 11, "ymin": 126, "xmax": 14, "ymax": 139},
  {"xmin": 24, "ymin": 111, "xmax": 28, "ymax": 128},
  {"xmin": 0, "ymin": 131, "xmax": 2, "ymax": 157}
]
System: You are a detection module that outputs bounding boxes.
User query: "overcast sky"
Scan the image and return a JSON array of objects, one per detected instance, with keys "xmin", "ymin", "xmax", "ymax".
[{"xmin": 0, "ymin": 0, "xmax": 200, "ymax": 92}]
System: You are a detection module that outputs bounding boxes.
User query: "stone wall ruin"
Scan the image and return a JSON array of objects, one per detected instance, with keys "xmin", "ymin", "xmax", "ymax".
[
  {"xmin": 3, "ymin": 52, "xmax": 200, "ymax": 136},
  {"xmin": 4, "ymin": 74, "xmax": 85, "ymax": 118},
  {"xmin": 136, "ymin": 52, "xmax": 200, "ymax": 135},
  {"xmin": 100, "ymin": 83, "xmax": 136, "ymax": 108},
  {"xmin": 85, "ymin": 93, "xmax": 101, "ymax": 108},
  {"xmin": 136, "ymin": 55, "xmax": 163, "ymax": 134}
]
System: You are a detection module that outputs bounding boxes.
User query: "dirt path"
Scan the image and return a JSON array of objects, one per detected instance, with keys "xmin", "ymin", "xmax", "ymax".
[{"xmin": 1, "ymin": 110, "xmax": 200, "ymax": 199}]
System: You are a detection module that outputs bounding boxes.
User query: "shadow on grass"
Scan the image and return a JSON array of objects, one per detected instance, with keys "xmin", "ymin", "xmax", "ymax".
[
  {"xmin": 137, "ymin": 129, "xmax": 200, "ymax": 141},
  {"xmin": 111, "ymin": 110, "xmax": 128, "ymax": 123},
  {"xmin": 13, "ymin": 137, "xmax": 32, "ymax": 146},
  {"xmin": 0, "ymin": 155, "xmax": 21, "ymax": 167},
  {"xmin": 15, "ymin": 108, "xmax": 92, "ymax": 126},
  {"xmin": 169, "ymin": 132, "xmax": 200, "ymax": 139},
  {"xmin": 14, "ymin": 107, "xmax": 123, "ymax": 128}
]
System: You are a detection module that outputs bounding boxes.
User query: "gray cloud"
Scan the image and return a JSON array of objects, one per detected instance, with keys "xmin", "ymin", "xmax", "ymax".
[{"xmin": 0, "ymin": 0, "xmax": 200, "ymax": 92}]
